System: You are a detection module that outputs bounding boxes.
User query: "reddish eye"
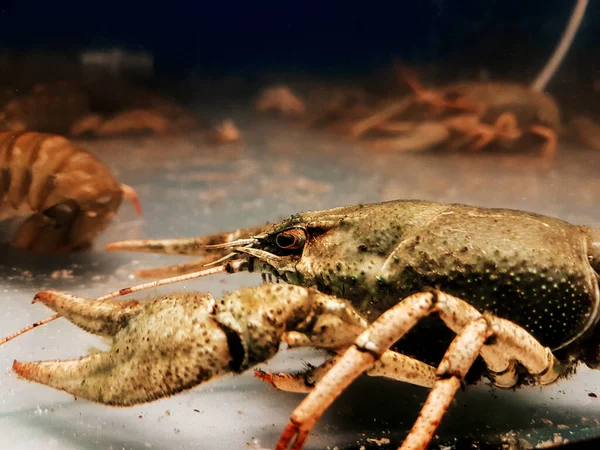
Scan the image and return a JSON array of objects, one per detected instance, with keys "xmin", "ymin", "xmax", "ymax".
[{"xmin": 275, "ymin": 228, "xmax": 307, "ymax": 250}]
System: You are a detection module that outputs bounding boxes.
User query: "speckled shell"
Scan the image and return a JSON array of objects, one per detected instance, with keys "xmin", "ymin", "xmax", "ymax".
[{"xmin": 273, "ymin": 200, "xmax": 599, "ymax": 362}]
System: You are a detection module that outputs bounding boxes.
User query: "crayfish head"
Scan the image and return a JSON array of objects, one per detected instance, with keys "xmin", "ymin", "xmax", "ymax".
[{"xmin": 250, "ymin": 201, "xmax": 451, "ymax": 301}]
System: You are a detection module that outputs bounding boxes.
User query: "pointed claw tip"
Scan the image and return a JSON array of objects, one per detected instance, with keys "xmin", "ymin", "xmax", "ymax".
[
  {"xmin": 254, "ymin": 368, "xmax": 272, "ymax": 382},
  {"xmin": 33, "ymin": 291, "xmax": 54, "ymax": 305},
  {"xmin": 12, "ymin": 360, "xmax": 52, "ymax": 384},
  {"xmin": 12, "ymin": 360, "xmax": 26, "ymax": 377},
  {"xmin": 12, "ymin": 359, "xmax": 50, "ymax": 384}
]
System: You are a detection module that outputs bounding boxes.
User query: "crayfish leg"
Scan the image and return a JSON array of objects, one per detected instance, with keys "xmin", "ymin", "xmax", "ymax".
[
  {"xmin": 255, "ymin": 359, "xmax": 339, "ymax": 394},
  {"xmin": 276, "ymin": 290, "xmax": 562, "ymax": 450},
  {"xmin": 131, "ymin": 258, "xmax": 215, "ymax": 278},
  {"xmin": 33, "ymin": 290, "xmax": 141, "ymax": 337},
  {"xmin": 400, "ymin": 318, "xmax": 490, "ymax": 450},
  {"xmin": 120, "ymin": 183, "xmax": 143, "ymax": 215},
  {"xmin": 256, "ymin": 349, "xmax": 437, "ymax": 396},
  {"xmin": 528, "ymin": 124, "xmax": 558, "ymax": 161}
]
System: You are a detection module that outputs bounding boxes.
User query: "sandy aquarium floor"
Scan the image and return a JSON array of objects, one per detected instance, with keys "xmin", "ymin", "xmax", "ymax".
[{"xmin": 1, "ymin": 113, "xmax": 600, "ymax": 450}]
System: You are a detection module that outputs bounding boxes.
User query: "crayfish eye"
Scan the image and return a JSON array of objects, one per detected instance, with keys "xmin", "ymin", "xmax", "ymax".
[{"xmin": 275, "ymin": 228, "xmax": 307, "ymax": 250}]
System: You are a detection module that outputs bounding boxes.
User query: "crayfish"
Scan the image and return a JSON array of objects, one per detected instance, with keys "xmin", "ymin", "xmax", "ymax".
[
  {"xmin": 7, "ymin": 199, "xmax": 600, "ymax": 449},
  {"xmin": 0, "ymin": 131, "xmax": 141, "ymax": 252}
]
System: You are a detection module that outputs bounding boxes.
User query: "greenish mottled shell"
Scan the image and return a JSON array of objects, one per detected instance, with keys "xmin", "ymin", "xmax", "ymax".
[{"xmin": 275, "ymin": 200, "xmax": 599, "ymax": 363}]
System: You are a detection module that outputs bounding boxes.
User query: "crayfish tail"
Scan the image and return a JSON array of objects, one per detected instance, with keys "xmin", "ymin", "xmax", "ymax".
[{"xmin": 33, "ymin": 291, "xmax": 141, "ymax": 337}]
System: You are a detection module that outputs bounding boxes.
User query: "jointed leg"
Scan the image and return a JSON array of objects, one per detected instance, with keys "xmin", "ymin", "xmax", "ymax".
[
  {"xmin": 478, "ymin": 314, "xmax": 561, "ymax": 387},
  {"xmin": 403, "ymin": 313, "xmax": 562, "ymax": 450},
  {"xmin": 120, "ymin": 184, "xmax": 143, "ymax": 216},
  {"xmin": 395, "ymin": 65, "xmax": 481, "ymax": 113},
  {"xmin": 256, "ymin": 350, "xmax": 437, "ymax": 394},
  {"xmin": 256, "ymin": 358, "xmax": 341, "ymax": 394},
  {"xmin": 529, "ymin": 124, "xmax": 558, "ymax": 161},
  {"xmin": 401, "ymin": 317, "xmax": 491, "ymax": 450},
  {"xmin": 350, "ymin": 98, "xmax": 414, "ymax": 138},
  {"xmin": 276, "ymin": 291, "xmax": 562, "ymax": 450}
]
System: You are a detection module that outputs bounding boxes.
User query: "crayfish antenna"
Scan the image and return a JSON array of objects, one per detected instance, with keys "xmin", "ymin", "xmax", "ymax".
[
  {"xmin": 106, "ymin": 229, "xmax": 263, "ymax": 278},
  {"xmin": 0, "ymin": 261, "xmax": 246, "ymax": 346},
  {"xmin": 129, "ymin": 251, "xmax": 239, "ymax": 278},
  {"xmin": 106, "ymin": 225, "xmax": 267, "ymax": 255},
  {"xmin": 95, "ymin": 263, "xmax": 237, "ymax": 301},
  {"xmin": 107, "ymin": 237, "xmax": 213, "ymax": 255},
  {"xmin": 33, "ymin": 291, "xmax": 142, "ymax": 336},
  {"xmin": 132, "ymin": 259, "xmax": 213, "ymax": 278},
  {"xmin": 1, "ymin": 290, "xmax": 143, "ymax": 346},
  {"xmin": 0, "ymin": 315, "xmax": 59, "ymax": 346}
]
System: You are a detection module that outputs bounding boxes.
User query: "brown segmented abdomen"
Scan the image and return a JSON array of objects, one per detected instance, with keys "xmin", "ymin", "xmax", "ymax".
[{"xmin": 0, "ymin": 131, "xmax": 140, "ymax": 253}]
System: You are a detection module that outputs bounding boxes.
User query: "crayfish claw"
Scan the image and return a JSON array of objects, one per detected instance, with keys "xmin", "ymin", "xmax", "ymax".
[
  {"xmin": 33, "ymin": 290, "xmax": 141, "ymax": 337},
  {"xmin": 13, "ymin": 352, "xmax": 112, "ymax": 390},
  {"xmin": 15, "ymin": 292, "xmax": 235, "ymax": 406},
  {"xmin": 15, "ymin": 285, "xmax": 369, "ymax": 412}
]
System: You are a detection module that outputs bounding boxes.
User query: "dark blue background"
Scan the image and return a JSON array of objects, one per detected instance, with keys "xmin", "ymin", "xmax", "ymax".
[{"xmin": 0, "ymin": 1, "xmax": 597, "ymax": 76}]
